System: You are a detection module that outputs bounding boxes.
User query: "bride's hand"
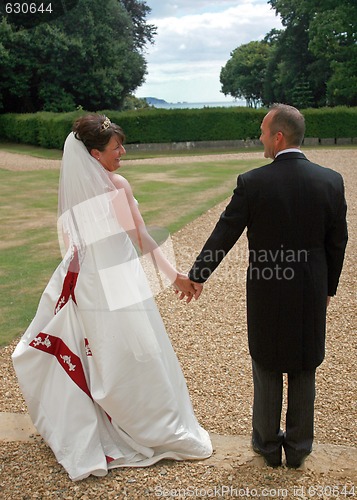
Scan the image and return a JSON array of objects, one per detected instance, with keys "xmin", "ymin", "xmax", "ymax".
[{"xmin": 174, "ymin": 273, "xmax": 203, "ymax": 303}]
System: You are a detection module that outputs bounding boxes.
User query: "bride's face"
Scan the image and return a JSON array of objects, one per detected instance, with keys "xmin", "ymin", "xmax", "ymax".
[{"xmin": 95, "ymin": 135, "xmax": 126, "ymax": 172}]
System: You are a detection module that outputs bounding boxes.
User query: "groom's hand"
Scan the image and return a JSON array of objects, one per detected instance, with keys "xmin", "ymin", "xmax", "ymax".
[{"xmin": 174, "ymin": 273, "xmax": 203, "ymax": 303}]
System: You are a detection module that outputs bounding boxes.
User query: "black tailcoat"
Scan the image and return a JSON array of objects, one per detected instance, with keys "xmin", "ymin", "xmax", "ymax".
[{"xmin": 189, "ymin": 152, "xmax": 348, "ymax": 372}]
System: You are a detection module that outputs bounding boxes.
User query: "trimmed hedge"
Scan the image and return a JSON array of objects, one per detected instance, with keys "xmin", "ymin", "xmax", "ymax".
[
  {"xmin": 303, "ymin": 107, "xmax": 357, "ymax": 139},
  {"xmin": 0, "ymin": 106, "xmax": 356, "ymax": 149},
  {"xmin": 0, "ymin": 111, "xmax": 83, "ymax": 149},
  {"xmin": 102, "ymin": 107, "xmax": 268, "ymax": 144}
]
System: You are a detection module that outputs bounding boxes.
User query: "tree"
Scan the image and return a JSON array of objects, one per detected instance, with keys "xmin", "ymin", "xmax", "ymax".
[
  {"xmin": 0, "ymin": 19, "xmax": 40, "ymax": 112},
  {"xmin": 266, "ymin": 0, "xmax": 357, "ymax": 106},
  {"xmin": 220, "ymin": 41, "xmax": 271, "ymax": 107},
  {"xmin": 263, "ymin": 21, "xmax": 319, "ymax": 107},
  {"xmin": 0, "ymin": 0, "xmax": 156, "ymax": 112},
  {"xmin": 308, "ymin": 2, "xmax": 357, "ymax": 106},
  {"xmin": 119, "ymin": 0, "xmax": 156, "ymax": 49},
  {"xmin": 122, "ymin": 95, "xmax": 151, "ymax": 110}
]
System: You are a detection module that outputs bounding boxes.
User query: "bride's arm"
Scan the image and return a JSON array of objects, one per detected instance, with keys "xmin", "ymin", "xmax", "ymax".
[{"xmin": 111, "ymin": 174, "xmax": 200, "ymax": 298}]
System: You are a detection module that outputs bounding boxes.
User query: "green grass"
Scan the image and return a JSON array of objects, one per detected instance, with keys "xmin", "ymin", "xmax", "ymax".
[
  {"xmin": 123, "ymin": 159, "xmax": 262, "ymax": 232},
  {"xmin": 0, "ymin": 168, "xmax": 60, "ymax": 345},
  {"xmin": 0, "ymin": 155, "xmax": 262, "ymax": 346}
]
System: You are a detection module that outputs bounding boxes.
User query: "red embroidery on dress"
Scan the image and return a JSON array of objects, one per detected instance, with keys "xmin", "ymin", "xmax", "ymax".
[
  {"xmin": 55, "ymin": 249, "xmax": 79, "ymax": 314},
  {"xmin": 84, "ymin": 338, "xmax": 92, "ymax": 356},
  {"xmin": 106, "ymin": 455, "xmax": 115, "ymax": 463},
  {"xmin": 30, "ymin": 333, "xmax": 92, "ymax": 399}
]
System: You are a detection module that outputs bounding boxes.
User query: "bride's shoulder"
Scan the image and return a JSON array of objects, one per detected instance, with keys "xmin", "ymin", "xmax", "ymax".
[
  {"xmin": 111, "ymin": 173, "xmax": 139, "ymax": 206},
  {"xmin": 111, "ymin": 173, "xmax": 131, "ymax": 190},
  {"xmin": 111, "ymin": 174, "xmax": 138, "ymax": 205}
]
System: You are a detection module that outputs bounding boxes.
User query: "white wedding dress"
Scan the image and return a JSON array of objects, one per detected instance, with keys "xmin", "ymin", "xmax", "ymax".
[{"xmin": 12, "ymin": 133, "xmax": 212, "ymax": 481}]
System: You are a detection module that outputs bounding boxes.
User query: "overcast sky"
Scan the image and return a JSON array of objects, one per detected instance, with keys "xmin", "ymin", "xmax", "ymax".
[{"xmin": 134, "ymin": 0, "xmax": 283, "ymax": 103}]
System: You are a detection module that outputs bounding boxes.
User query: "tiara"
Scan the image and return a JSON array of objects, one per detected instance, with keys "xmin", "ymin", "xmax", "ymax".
[{"xmin": 100, "ymin": 116, "xmax": 111, "ymax": 131}]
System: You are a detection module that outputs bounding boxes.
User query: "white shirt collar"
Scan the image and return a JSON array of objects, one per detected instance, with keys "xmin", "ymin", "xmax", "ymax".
[{"xmin": 275, "ymin": 148, "xmax": 302, "ymax": 157}]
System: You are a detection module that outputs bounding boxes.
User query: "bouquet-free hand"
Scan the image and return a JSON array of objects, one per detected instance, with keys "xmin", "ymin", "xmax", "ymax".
[{"xmin": 174, "ymin": 273, "xmax": 203, "ymax": 303}]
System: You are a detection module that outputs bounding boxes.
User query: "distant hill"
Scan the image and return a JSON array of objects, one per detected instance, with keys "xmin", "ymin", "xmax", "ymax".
[{"xmin": 144, "ymin": 97, "xmax": 169, "ymax": 106}]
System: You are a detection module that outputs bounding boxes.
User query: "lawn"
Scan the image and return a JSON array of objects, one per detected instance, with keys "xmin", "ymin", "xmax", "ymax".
[{"xmin": 0, "ymin": 153, "xmax": 262, "ymax": 346}]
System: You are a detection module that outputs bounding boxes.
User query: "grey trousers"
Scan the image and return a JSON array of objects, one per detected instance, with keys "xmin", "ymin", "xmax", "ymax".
[{"xmin": 252, "ymin": 359, "xmax": 316, "ymax": 464}]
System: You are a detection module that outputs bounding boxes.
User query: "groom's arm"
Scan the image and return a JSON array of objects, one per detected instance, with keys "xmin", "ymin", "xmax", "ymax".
[
  {"xmin": 325, "ymin": 174, "xmax": 348, "ymax": 296},
  {"xmin": 189, "ymin": 174, "xmax": 249, "ymax": 283}
]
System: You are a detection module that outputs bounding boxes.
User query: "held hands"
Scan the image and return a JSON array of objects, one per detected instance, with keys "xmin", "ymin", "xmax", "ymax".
[{"xmin": 174, "ymin": 273, "xmax": 203, "ymax": 303}]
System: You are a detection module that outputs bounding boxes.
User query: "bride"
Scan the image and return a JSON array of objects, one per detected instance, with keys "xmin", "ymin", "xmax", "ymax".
[{"xmin": 12, "ymin": 114, "xmax": 212, "ymax": 481}]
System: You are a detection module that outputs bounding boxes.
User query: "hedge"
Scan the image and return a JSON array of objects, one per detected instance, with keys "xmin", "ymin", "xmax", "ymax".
[
  {"xmin": 302, "ymin": 107, "xmax": 357, "ymax": 139},
  {"xmin": 0, "ymin": 106, "xmax": 356, "ymax": 150}
]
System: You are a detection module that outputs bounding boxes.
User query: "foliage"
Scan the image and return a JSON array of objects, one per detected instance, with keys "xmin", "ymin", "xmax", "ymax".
[
  {"xmin": 1, "ymin": 107, "xmax": 356, "ymax": 150},
  {"xmin": 263, "ymin": 20, "xmax": 319, "ymax": 108},
  {"xmin": 0, "ymin": 0, "xmax": 156, "ymax": 112},
  {"xmin": 303, "ymin": 106, "xmax": 357, "ymax": 139},
  {"xmin": 0, "ymin": 108, "xmax": 267, "ymax": 147},
  {"xmin": 119, "ymin": 0, "xmax": 156, "ymax": 49},
  {"xmin": 121, "ymin": 95, "xmax": 152, "ymax": 111},
  {"xmin": 308, "ymin": 2, "xmax": 357, "ymax": 106},
  {"xmin": 220, "ymin": 41, "xmax": 272, "ymax": 108},
  {"xmin": 220, "ymin": 0, "xmax": 357, "ymax": 107}
]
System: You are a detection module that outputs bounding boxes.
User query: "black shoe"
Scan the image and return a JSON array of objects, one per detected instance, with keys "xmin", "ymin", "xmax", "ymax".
[
  {"xmin": 283, "ymin": 441, "xmax": 312, "ymax": 469},
  {"xmin": 286, "ymin": 453, "xmax": 310, "ymax": 469},
  {"xmin": 251, "ymin": 440, "xmax": 282, "ymax": 468}
]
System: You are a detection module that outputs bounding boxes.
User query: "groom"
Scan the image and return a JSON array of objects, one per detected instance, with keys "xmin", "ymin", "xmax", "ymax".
[{"xmin": 186, "ymin": 104, "xmax": 348, "ymax": 468}]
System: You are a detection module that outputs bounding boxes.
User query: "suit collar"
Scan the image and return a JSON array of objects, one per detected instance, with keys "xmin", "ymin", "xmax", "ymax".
[
  {"xmin": 273, "ymin": 151, "xmax": 307, "ymax": 162},
  {"xmin": 276, "ymin": 148, "xmax": 302, "ymax": 157}
]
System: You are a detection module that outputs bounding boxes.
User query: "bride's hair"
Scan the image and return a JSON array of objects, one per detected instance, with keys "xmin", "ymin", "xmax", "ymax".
[{"xmin": 73, "ymin": 114, "xmax": 125, "ymax": 153}]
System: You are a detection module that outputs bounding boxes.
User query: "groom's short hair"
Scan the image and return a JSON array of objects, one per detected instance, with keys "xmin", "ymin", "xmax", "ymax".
[{"xmin": 269, "ymin": 103, "xmax": 305, "ymax": 147}]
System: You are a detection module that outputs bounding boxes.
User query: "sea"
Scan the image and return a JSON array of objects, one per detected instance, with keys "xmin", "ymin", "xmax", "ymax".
[{"xmin": 146, "ymin": 99, "xmax": 246, "ymax": 109}]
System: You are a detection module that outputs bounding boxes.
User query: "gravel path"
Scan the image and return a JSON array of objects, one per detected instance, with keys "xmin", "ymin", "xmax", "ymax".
[{"xmin": 0, "ymin": 148, "xmax": 356, "ymax": 498}]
